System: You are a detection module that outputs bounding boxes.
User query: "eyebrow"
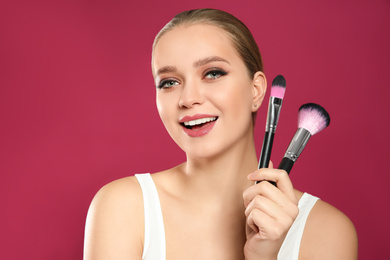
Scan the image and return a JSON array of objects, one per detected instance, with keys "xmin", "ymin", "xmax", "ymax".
[
  {"xmin": 193, "ymin": 56, "xmax": 230, "ymax": 67},
  {"xmin": 155, "ymin": 56, "xmax": 230, "ymax": 77},
  {"xmin": 155, "ymin": 65, "xmax": 177, "ymax": 76}
]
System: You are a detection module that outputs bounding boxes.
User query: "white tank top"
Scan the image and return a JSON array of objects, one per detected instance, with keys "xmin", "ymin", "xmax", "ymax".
[{"xmin": 135, "ymin": 173, "xmax": 319, "ymax": 260}]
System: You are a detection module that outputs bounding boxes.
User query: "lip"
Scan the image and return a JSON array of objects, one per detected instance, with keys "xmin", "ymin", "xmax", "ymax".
[
  {"xmin": 179, "ymin": 114, "xmax": 218, "ymax": 137},
  {"xmin": 179, "ymin": 114, "xmax": 218, "ymax": 123}
]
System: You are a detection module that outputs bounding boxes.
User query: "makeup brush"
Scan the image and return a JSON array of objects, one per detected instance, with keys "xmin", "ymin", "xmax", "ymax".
[
  {"xmin": 255, "ymin": 75, "xmax": 286, "ymax": 185},
  {"xmin": 258, "ymin": 75, "xmax": 286, "ymax": 169},
  {"xmin": 278, "ymin": 103, "xmax": 331, "ymax": 174}
]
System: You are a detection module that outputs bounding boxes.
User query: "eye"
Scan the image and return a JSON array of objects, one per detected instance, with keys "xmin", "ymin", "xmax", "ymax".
[
  {"xmin": 157, "ymin": 79, "xmax": 179, "ymax": 89},
  {"xmin": 204, "ymin": 69, "xmax": 228, "ymax": 80}
]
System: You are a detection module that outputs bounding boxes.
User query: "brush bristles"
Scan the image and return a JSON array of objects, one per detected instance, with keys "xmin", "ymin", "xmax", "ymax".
[
  {"xmin": 297, "ymin": 103, "xmax": 330, "ymax": 135},
  {"xmin": 270, "ymin": 75, "xmax": 286, "ymax": 99}
]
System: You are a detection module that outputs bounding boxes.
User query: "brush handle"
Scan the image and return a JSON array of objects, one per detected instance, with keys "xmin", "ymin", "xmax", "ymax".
[
  {"xmin": 256, "ymin": 131, "xmax": 277, "ymax": 186},
  {"xmin": 255, "ymin": 96, "xmax": 283, "ymax": 186},
  {"xmin": 258, "ymin": 131, "xmax": 274, "ymax": 169},
  {"xmin": 278, "ymin": 157, "xmax": 294, "ymax": 174},
  {"xmin": 276, "ymin": 128, "xmax": 311, "ymax": 175}
]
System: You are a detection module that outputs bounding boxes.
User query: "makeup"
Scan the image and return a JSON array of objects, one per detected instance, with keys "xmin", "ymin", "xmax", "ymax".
[
  {"xmin": 259, "ymin": 75, "xmax": 286, "ymax": 168},
  {"xmin": 180, "ymin": 114, "xmax": 218, "ymax": 137},
  {"xmin": 278, "ymin": 103, "xmax": 330, "ymax": 174},
  {"xmin": 256, "ymin": 75, "xmax": 286, "ymax": 184}
]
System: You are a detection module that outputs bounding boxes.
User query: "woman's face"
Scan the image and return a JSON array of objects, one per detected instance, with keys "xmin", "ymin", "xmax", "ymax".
[{"xmin": 152, "ymin": 24, "xmax": 265, "ymax": 159}]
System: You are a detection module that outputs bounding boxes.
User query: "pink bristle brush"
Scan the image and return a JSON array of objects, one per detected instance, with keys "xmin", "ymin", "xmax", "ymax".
[
  {"xmin": 258, "ymin": 75, "xmax": 286, "ymax": 168},
  {"xmin": 278, "ymin": 103, "xmax": 331, "ymax": 174},
  {"xmin": 256, "ymin": 75, "xmax": 286, "ymax": 185}
]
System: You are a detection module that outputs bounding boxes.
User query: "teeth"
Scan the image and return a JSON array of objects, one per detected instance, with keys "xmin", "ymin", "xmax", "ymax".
[{"xmin": 183, "ymin": 117, "xmax": 217, "ymax": 126}]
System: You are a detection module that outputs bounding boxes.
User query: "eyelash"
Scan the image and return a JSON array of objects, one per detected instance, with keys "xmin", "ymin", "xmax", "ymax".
[
  {"xmin": 157, "ymin": 79, "xmax": 179, "ymax": 89},
  {"xmin": 203, "ymin": 69, "xmax": 228, "ymax": 80},
  {"xmin": 156, "ymin": 68, "xmax": 228, "ymax": 89}
]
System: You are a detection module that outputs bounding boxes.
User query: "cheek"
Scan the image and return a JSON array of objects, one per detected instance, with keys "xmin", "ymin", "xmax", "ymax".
[
  {"xmin": 156, "ymin": 95, "xmax": 169, "ymax": 124},
  {"xmin": 156, "ymin": 93, "xmax": 176, "ymax": 128},
  {"xmin": 214, "ymin": 80, "xmax": 253, "ymax": 116}
]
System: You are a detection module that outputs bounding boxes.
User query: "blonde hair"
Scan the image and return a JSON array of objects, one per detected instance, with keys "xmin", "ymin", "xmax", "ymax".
[{"xmin": 152, "ymin": 8, "xmax": 263, "ymax": 78}]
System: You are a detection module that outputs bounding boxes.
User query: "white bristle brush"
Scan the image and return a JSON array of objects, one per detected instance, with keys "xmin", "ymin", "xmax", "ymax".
[{"xmin": 278, "ymin": 103, "xmax": 330, "ymax": 174}]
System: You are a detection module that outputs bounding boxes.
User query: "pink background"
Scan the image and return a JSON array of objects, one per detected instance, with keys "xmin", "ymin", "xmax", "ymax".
[{"xmin": 1, "ymin": 0, "xmax": 389, "ymax": 259}]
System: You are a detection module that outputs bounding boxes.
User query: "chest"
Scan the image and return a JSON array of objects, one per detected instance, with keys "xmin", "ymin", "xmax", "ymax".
[{"xmin": 160, "ymin": 195, "xmax": 247, "ymax": 260}]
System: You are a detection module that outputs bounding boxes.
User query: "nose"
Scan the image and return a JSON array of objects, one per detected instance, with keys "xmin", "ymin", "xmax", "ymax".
[{"xmin": 178, "ymin": 81, "xmax": 204, "ymax": 108}]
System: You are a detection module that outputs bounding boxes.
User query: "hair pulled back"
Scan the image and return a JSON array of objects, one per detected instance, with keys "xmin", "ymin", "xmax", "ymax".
[{"xmin": 152, "ymin": 8, "xmax": 263, "ymax": 78}]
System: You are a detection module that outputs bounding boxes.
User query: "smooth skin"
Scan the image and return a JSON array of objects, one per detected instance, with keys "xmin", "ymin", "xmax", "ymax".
[{"xmin": 84, "ymin": 24, "xmax": 358, "ymax": 260}]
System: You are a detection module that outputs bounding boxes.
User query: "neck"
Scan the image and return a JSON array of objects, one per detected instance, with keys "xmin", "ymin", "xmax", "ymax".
[{"xmin": 180, "ymin": 132, "xmax": 259, "ymax": 199}]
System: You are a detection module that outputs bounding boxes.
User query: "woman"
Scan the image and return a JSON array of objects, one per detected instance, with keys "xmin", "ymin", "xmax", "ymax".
[{"xmin": 84, "ymin": 9, "xmax": 357, "ymax": 259}]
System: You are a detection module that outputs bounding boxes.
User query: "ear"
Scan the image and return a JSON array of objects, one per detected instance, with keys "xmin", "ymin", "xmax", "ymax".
[{"xmin": 251, "ymin": 71, "xmax": 267, "ymax": 112}]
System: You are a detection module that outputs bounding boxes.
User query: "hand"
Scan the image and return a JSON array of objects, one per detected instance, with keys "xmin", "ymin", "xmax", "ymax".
[{"xmin": 243, "ymin": 165, "xmax": 299, "ymax": 260}]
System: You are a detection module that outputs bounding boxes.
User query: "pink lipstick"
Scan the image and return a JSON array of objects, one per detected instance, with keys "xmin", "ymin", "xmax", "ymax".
[{"xmin": 180, "ymin": 114, "xmax": 218, "ymax": 137}]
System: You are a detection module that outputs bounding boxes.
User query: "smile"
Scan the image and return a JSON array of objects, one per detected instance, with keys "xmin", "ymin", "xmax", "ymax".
[
  {"xmin": 183, "ymin": 117, "xmax": 217, "ymax": 128},
  {"xmin": 179, "ymin": 115, "xmax": 218, "ymax": 137}
]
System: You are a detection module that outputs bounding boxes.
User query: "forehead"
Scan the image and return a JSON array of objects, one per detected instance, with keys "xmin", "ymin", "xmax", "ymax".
[{"xmin": 152, "ymin": 24, "xmax": 242, "ymax": 73}]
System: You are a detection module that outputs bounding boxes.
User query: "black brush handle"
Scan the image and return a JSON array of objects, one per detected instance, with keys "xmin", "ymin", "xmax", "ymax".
[
  {"xmin": 256, "ymin": 131, "xmax": 276, "ymax": 186},
  {"xmin": 278, "ymin": 157, "xmax": 295, "ymax": 174},
  {"xmin": 258, "ymin": 131, "xmax": 274, "ymax": 169}
]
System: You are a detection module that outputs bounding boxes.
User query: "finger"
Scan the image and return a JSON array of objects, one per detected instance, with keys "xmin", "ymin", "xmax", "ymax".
[
  {"xmin": 246, "ymin": 209, "xmax": 260, "ymax": 234},
  {"xmin": 247, "ymin": 168, "xmax": 297, "ymax": 203},
  {"xmin": 244, "ymin": 180, "xmax": 276, "ymax": 207},
  {"xmin": 246, "ymin": 208, "xmax": 272, "ymax": 235},
  {"xmin": 244, "ymin": 194, "xmax": 286, "ymax": 220},
  {"xmin": 255, "ymin": 160, "xmax": 275, "ymax": 185},
  {"xmin": 244, "ymin": 171, "xmax": 290, "ymax": 206},
  {"xmin": 246, "ymin": 208, "xmax": 285, "ymax": 240},
  {"xmin": 243, "ymin": 180, "xmax": 280, "ymax": 208},
  {"xmin": 245, "ymin": 184, "xmax": 298, "ymax": 216},
  {"xmin": 245, "ymin": 192, "xmax": 298, "ymax": 225},
  {"xmin": 243, "ymin": 181, "xmax": 298, "ymax": 218}
]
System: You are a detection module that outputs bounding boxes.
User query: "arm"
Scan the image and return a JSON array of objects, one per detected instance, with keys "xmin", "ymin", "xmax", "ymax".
[
  {"xmin": 299, "ymin": 200, "xmax": 358, "ymax": 259},
  {"xmin": 83, "ymin": 177, "xmax": 144, "ymax": 260}
]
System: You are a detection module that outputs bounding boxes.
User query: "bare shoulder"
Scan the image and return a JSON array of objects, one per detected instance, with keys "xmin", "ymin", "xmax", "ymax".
[
  {"xmin": 84, "ymin": 176, "xmax": 144, "ymax": 260},
  {"xmin": 300, "ymin": 197, "xmax": 358, "ymax": 259}
]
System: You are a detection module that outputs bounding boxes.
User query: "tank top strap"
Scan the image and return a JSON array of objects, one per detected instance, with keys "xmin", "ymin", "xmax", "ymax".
[
  {"xmin": 278, "ymin": 192, "xmax": 319, "ymax": 260},
  {"xmin": 135, "ymin": 173, "xmax": 166, "ymax": 260}
]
